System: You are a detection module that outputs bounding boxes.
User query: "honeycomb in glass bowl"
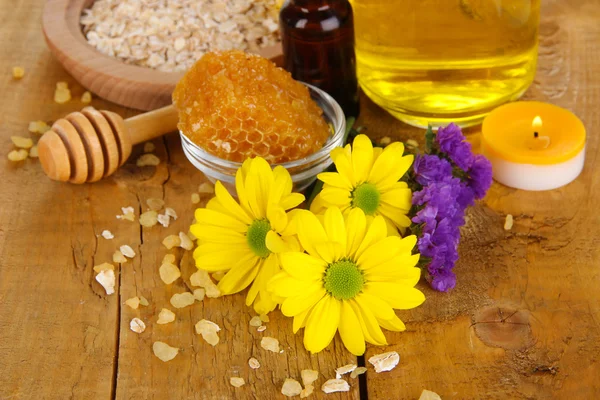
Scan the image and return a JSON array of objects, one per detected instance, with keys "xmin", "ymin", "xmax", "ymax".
[{"xmin": 172, "ymin": 50, "xmax": 331, "ymax": 164}]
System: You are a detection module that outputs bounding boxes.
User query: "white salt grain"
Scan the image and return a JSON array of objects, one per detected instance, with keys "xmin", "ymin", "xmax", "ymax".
[
  {"xmin": 157, "ymin": 308, "xmax": 176, "ymax": 324},
  {"xmin": 113, "ymin": 250, "xmax": 127, "ymax": 263},
  {"xmin": 159, "ymin": 263, "xmax": 181, "ymax": 284},
  {"xmin": 93, "ymin": 262, "xmax": 114, "ymax": 273},
  {"xmin": 249, "ymin": 316, "xmax": 262, "ymax": 327},
  {"xmin": 260, "ymin": 337, "xmax": 280, "ymax": 353},
  {"xmin": 170, "ymin": 292, "xmax": 195, "ymax": 308},
  {"xmin": 101, "ymin": 230, "xmax": 114, "ymax": 239},
  {"xmin": 419, "ymin": 389, "xmax": 442, "ymax": 400},
  {"xmin": 120, "ymin": 245, "xmax": 136, "ymax": 258},
  {"xmin": 179, "ymin": 232, "xmax": 194, "ymax": 250},
  {"xmin": 301, "ymin": 369, "xmax": 319, "ymax": 387},
  {"xmin": 95, "ymin": 269, "xmax": 115, "ymax": 295},
  {"xmin": 125, "ymin": 296, "xmax": 140, "ymax": 309},
  {"xmin": 230, "ymin": 377, "xmax": 245, "ymax": 388},
  {"xmin": 152, "ymin": 341, "xmax": 178, "ymax": 362},
  {"xmin": 157, "ymin": 213, "xmax": 170, "ymax": 227},
  {"xmin": 281, "ymin": 378, "xmax": 302, "ymax": 397}
]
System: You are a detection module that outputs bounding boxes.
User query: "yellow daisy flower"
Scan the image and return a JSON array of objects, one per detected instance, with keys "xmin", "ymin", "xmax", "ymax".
[
  {"xmin": 310, "ymin": 134, "xmax": 414, "ymax": 235},
  {"xmin": 269, "ymin": 207, "xmax": 425, "ymax": 355},
  {"xmin": 190, "ymin": 157, "xmax": 304, "ymax": 315}
]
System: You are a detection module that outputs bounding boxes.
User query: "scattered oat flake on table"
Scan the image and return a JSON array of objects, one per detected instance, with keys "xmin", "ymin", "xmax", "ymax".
[
  {"xmin": 350, "ymin": 367, "xmax": 367, "ymax": 379},
  {"xmin": 335, "ymin": 364, "xmax": 357, "ymax": 378},
  {"xmin": 120, "ymin": 245, "xmax": 136, "ymax": 258},
  {"xmin": 193, "ymin": 288, "xmax": 205, "ymax": 301},
  {"xmin": 28, "ymin": 120, "xmax": 51, "ymax": 134},
  {"xmin": 95, "ymin": 269, "xmax": 115, "ymax": 295},
  {"xmin": 191, "ymin": 193, "xmax": 200, "ymax": 204},
  {"xmin": 130, "ymin": 317, "xmax": 146, "ymax": 333},
  {"xmin": 249, "ymin": 316, "xmax": 262, "ymax": 327},
  {"xmin": 143, "ymin": 142, "xmax": 156, "ymax": 153},
  {"xmin": 165, "ymin": 207, "xmax": 178, "ymax": 220},
  {"xmin": 281, "ymin": 378, "xmax": 302, "ymax": 397},
  {"xmin": 170, "ymin": 292, "xmax": 195, "ymax": 308},
  {"xmin": 157, "ymin": 213, "xmax": 170, "ymax": 227},
  {"xmin": 260, "ymin": 337, "xmax": 280, "ymax": 353},
  {"xmin": 230, "ymin": 377, "xmax": 245, "ymax": 388},
  {"xmin": 146, "ymin": 197, "xmax": 164, "ymax": 211},
  {"xmin": 139, "ymin": 296, "xmax": 149, "ymax": 306},
  {"xmin": 301, "ymin": 370, "xmax": 319, "ymax": 387},
  {"xmin": 54, "ymin": 82, "xmax": 72, "ymax": 104},
  {"xmin": 117, "ymin": 206, "xmax": 135, "ymax": 221},
  {"xmin": 93, "ymin": 262, "xmax": 114, "ymax": 273},
  {"xmin": 257, "ymin": 325, "xmax": 266, "ymax": 332},
  {"xmin": 162, "ymin": 234, "xmax": 181, "ymax": 249},
  {"xmin": 7, "ymin": 149, "xmax": 28, "ymax": 161},
  {"xmin": 12, "ymin": 66, "xmax": 25, "ymax": 79},
  {"xmin": 159, "ymin": 263, "xmax": 181, "ymax": 284},
  {"xmin": 113, "ymin": 250, "xmax": 127, "ymax": 263},
  {"xmin": 504, "ymin": 214, "xmax": 514, "ymax": 230},
  {"xmin": 321, "ymin": 379, "xmax": 350, "ymax": 394},
  {"xmin": 419, "ymin": 389, "xmax": 442, "ymax": 400},
  {"xmin": 137, "ymin": 153, "xmax": 160, "ymax": 167},
  {"xmin": 11, "ymin": 136, "xmax": 33, "ymax": 149},
  {"xmin": 101, "ymin": 230, "xmax": 114, "ymax": 239},
  {"xmin": 125, "ymin": 296, "xmax": 140, "ymax": 309},
  {"xmin": 179, "ymin": 232, "xmax": 194, "ymax": 250},
  {"xmin": 198, "ymin": 182, "xmax": 214, "ymax": 194},
  {"xmin": 157, "ymin": 308, "xmax": 176, "ymax": 324},
  {"xmin": 81, "ymin": 91, "xmax": 92, "ymax": 104},
  {"xmin": 152, "ymin": 341, "xmax": 179, "ymax": 362},
  {"xmin": 139, "ymin": 210, "xmax": 158, "ymax": 227},
  {"xmin": 368, "ymin": 351, "xmax": 400, "ymax": 373},
  {"xmin": 248, "ymin": 357, "xmax": 260, "ymax": 369},
  {"xmin": 300, "ymin": 385, "xmax": 314, "ymax": 399}
]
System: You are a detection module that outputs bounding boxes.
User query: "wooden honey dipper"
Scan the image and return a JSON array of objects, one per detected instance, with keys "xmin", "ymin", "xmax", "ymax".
[{"xmin": 38, "ymin": 105, "xmax": 179, "ymax": 183}]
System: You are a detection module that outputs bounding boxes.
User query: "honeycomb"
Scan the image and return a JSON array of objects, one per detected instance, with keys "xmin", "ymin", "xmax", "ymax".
[{"xmin": 172, "ymin": 51, "xmax": 331, "ymax": 164}]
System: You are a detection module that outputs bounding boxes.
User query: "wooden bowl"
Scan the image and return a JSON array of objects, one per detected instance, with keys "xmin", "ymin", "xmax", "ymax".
[{"xmin": 42, "ymin": 0, "xmax": 283, "ymax": 111}]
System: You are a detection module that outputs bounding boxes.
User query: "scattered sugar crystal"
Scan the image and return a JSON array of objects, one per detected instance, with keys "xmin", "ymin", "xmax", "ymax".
[
  {"xmin": 28, "ymin": 145, "xmax": 39, "ymax": 158},
  {"xmin": 136, "ymin": 153, "xmax": 160, "ymax": 167},
  {"xmin": 81, "ymin": 91, "xmax": 92, "ymax": 104},
  {"xmin": 205, "ymin": 284, "xmax": 221, "ymax": 298},
  {"xmin": 260, "ymin": 314, "xmax": 270, "ymax": 322},
  {"xmin": 195, "ymin": 319, "xmax": 221, "ymax": 346},
  {"xmin": 157, "ymin": 214, "xmax": 170, "ymax": 227},
  {"xmin": 379, "ymin": 136, "xmax": 391, "ymax": 146},
  {"xmin": 139, "ymin": 296, "xmax": 149, "ymax": 306},
  {"xmin": 12, "ymin": 66, "xmax": 25, "ymax": 79},
  {"xmin": 7, "ymin": 149, "xmax": 28, "ymax": 161},
  {"xmin": 143, "ymin": 142, "xmax": 156, "ymax": 153},
  {"xmin": 321, "ymin": 379, "xmax": 350, "ymax": 394},
  {"xmin": 257, "ymin": 326, "xmax": 266, "ymax": 332},
  {"xmin": 419, "ymin": 389, "xmax": 442, "ymax": 400},
  {"xmin": 230, "ymin": 377, "xmax": 245, "ymax": 388},
  {"xmin": 170, "ymin": 292, "xmax": 196, "ymax": 308},
  {"xmin": 93, "ymin": 262, "xmax": 114, "ymax": 273},
  {"xmin": 54, "ymin": 82, "xmax": 72, "ymax": 104},
  {"xmin": 162, "ymin": 234, "xmax": 181, "ymax": 249},
  {"xmin": 146, "ymin": 198, "xmax": 164, "ymax": 211},
  {"xmin": 28, "ymin": 120, "xmax": 50, "ymax": 134},
  {"xmin": 117, "ymin": 206, "xmax": 135, "ymax": 221},
  {"xmin": 190, "ymin": 270, "xmax": 210, "ymax": 287},
  {"xmin": 11, "ymin": 136, "xmax": 33, "ymax": 149},
  {"xmin": 101, "ymin": 230, "xmax": 114, "ymax": 239},
  {"xmin": 140, "ymin": 210, "xmax": 158, "ymax": 227},
  {"xmin": 130, "ymin": 317, "xmax": 146, "ymax": 333},
  {"xmin": 162, "ymin": 254, "xmax": 176, "ymax": 264},
  {"xmin": 113, "ymin": 250, "xmax": 127, "ymax": 263},
  {"xmin": 249, "ymin": 316, "xmax": 262, "ymax": 327},
  {"xmin": 300, "ymin": 385, "xmax": 314, "ymax": 398},
  {"xmin": 165, "ymin": 207, "xmax": 178, "ymax": 220},
  {"xmin": 120, "ymin": 245, "xmax": 136, "ymax": 258},
  {"xmin": 211, "ymin": 271, "xmax": 226, "ymax": 281},
  {"xmin": 260, "ymin": 337, "xmax": 280, "ymax": 353},
  {"xmin": 350, "ymin": 367, "xmax": 367, "ymax": 379},
  {"xmin": 301, "ymin": 370, "xmax": 319, "ymax": 386},
  {"xmin": 56, "ymin": 81, "xmax": 68, "ymax": 89},
  {"xmin": 406, "ymin": 139, "xmax": 419, "ymax": 148},
  {"xmin": 281, "ymin": 378, "xmax": 302, "ymax": 397},
  {"xmin": 179, "ymin": 232, "xmax": 193, "ymax": 250},
  {"xmin": 368, "ymin": 351, "xmax": 400, "ymax": 373},
  {"xmin": 336, "ymin": 364, "xmax": 357, "ymax": 379},
  {"xmin": 198, "ymin": 182, "xmax": 214, "ymax": 194},
  {"xmin": 125, "ymin": 296, "xmax": 140, "ymax": 309},
  {"xmin": 504, "ymin": 214, "xmax": 514, "ymax": 230},
  {"xmin": 248, "ymin": 357, "xmax": 260, "ymax": 369},
  {"xmin": 193, "ymin": 288, "xmax": 205, "ymax": 301},
  {"xmin": 95, "ymin": 269, "xmax": 115, "ymax": 295},
  {"xmin": 159, "ymin": 263, "xmax": 181, "ymax": 284},
  {"xmin": 157, "ymin": 308, "xmax": 176, "ymax": 324},
  {"xmin": 152, "ymin": 341, "xmax": 178, "ymax": 362},
  {"xmin": 191, "ymin": 193, "xmax": 200, "ymax": 204}
]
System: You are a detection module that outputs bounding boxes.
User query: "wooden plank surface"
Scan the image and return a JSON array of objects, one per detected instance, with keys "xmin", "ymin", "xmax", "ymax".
[{"xmin": 0, "ymin": 1, "xmax": 599, "ymax": 400}]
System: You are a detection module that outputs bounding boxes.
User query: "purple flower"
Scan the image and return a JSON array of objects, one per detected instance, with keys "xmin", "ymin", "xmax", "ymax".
[
  {"xmin": 413, "ymin": 155, "xmax": 453, "ymax": 186},
  {"xmin": 413, "ymin": 178, "xmax": 464, "ymax": 221},
  {"xmin": 436, "ymin": 123, "xmax": 474, "ymax": 171},
  {"xmin": 430, "ymin": 269, "xmax": 457, "ymax": 292},
  {"xmin": 467, "ymin": 154, "xmax": 493, "ymax": 199}
]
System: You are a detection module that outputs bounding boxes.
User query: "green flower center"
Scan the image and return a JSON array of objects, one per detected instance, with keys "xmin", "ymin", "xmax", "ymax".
[
  {"xmin": 323, "ymin": 259, "xmax": 364, "ymax": 300},
  {"xmin": 247, "ymin": 219, "xmax": 271, "ymax": 258},
  {"xmin": 352, "ymin": 182, "xmax": 380, "ymax": 215}
]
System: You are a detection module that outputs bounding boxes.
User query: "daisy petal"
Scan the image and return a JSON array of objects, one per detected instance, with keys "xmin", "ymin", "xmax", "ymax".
[
  {"xmin": 315, "ymin": 241, "xmax": 345, "ymax": 264},
  {"xmin": 293, "ymin": 306, "xmax": 311, "ymax": 333},
  {"xmin": 364, "ymin": 257, "xmax": 421, "ymax": 285},
  {"xmin": 320, "ymin": 187, "xmax": 351, "ymax": 207},
  {"xmin": 268, "ymin": 166, "xmax": 293, "ymax": 205},
  {"xmin": 349, "ymin": 299, "xmax": 387, "ymax": 346},
  {"xmin": 280, "ymin": 252, "xmax": 327, "ymax": 281},
  {"xmin": 281, "ymin": 283, "xmax": 326, "ymax": 316},
  {"xmin": 246, "ymin": 254, "xmax": 279, "ymax": 308},
  {"xmin": 378, "ymin": 314, "xmax": 406, "ymax": 332},
  {"xmin": 355, "ymin": 292, "xmax": 396, "ymax": 321},
  {"xmin": 190, "ymin": 224, "xmax": 246, "ymax": 244},
  {"xmin": 338, "ymin": 301, "xmax": 366, "ymax": 356},
  {"xmin": 365, "ymin": 283, "xmax": 425, "ymax": 309},
  {"xmin": 346, "ymin": 208, "xmax": 367, "ymax": 258},
  {"xmin": 235, "ymin": 161, "xmax": 252, "ymax": 215},
  {"xmin": 378, "ymin": 203, "xmax": 413, "ymax": 229},
  {"xmin": 308, "ymin": 193, "xmax": 327, "ymax": 215},
  {"xmin": 280, "ymin": 193, "xmax": 305, "ymax": 210},
  {"xmin": 357, "ymin": 236, "xmax": 404, "ymax": 270},
  {"xmin": 303, "ymin": 296, "xmax": 341, "ymax": 353},
  {"xmin": 380, "ymin": 186, "xmax": 412, "ymax": 212},
  {"xmin": 217, "ymin": 257, "xmax": 261, "ymax": 294},
  {"xmin": 265, "ymin": 231, "xmax": 288, "ymax": 253},
  {"xmin": 295, "ymin": 211, "xmax": 329, "ymax": 258},
  {"xmin": 324, "ymin": 207, "xmax": 347, "ymax": 250},
  {"xmin": 194, "ymin": 243, "xmax": 253, "ymax": 271},
  {"xmin": 355, "ymin": 215, "xmax": 387, "ymax": 261},
  {"xmin": 268, "ymin": 272, "xmax": 313, "ymax": 298},
  {"xmin": 351, "ymin": 135, "xmax": 374, "ymax": 183},
  {"xmin": 267, "ymin": 205, "xmax": 288, "ymax": 233},
  {"xmin": 214, "ymin": 181, "xmax": 253, "ymax": 225},
  {"xmin": 195, "ymin": 208, "xmax": 248, "ymax": 233},
  {"xmin": 332, "ymin": 147, "xmax": 355, "ymax": 184},
  {"xmin": 317, "ymin": 172, "xmax": 352, "ymax": 190}
]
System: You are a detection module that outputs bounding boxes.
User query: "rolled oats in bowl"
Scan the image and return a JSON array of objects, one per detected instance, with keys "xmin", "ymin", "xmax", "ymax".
[{"xmin": 80, "ymin": 0, "xmax": 281, "ymax": 72}]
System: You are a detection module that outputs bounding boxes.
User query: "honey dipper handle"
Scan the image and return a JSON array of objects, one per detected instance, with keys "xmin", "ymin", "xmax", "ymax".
[{"xmin": 124, "ymin": 104, "xmax": 179, "ymax": 145}]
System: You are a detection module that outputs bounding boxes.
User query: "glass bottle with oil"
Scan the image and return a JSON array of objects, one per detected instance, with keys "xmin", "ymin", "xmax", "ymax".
[{"xmin": 349, "ymin": 0, "xmax": 540, "ymax": 128}]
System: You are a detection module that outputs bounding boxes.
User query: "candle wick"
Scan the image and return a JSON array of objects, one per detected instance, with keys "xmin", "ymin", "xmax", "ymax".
[{"xmin": 534, "ymin": 131, "xmax": 539, "ymax": 138}]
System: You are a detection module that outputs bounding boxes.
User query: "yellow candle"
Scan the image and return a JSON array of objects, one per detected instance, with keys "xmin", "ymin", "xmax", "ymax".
[{"xmin": 482, "ymin": 101, "xmax": 586, "ymax": 191}]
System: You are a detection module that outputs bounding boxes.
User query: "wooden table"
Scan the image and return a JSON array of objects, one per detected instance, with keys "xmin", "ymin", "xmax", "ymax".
[{"xmin": 1, "ymin": 1, "xmax": 599, "ymax": 399}]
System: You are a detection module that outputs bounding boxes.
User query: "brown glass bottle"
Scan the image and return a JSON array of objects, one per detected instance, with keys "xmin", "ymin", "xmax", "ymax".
[{"xmin": 280, "ymin": 0, "xmax": 359, "ymax": 118}]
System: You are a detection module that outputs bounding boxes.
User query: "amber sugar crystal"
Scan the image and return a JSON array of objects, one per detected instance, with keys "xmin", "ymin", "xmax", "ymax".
[{"xmin": 172, "ymin": 51, "xmax": 331, "ymax": 163}]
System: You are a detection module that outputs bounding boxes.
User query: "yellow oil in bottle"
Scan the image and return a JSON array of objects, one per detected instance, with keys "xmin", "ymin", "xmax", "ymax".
[{"xmin": 350, "ymin": 0, "xmax": 540, "ymax": 128}]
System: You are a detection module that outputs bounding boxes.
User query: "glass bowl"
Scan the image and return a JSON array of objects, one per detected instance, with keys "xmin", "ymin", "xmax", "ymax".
[{"xmin": 180, "ymin": 83, "xmax": 346, "ymax": 194}]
